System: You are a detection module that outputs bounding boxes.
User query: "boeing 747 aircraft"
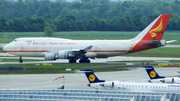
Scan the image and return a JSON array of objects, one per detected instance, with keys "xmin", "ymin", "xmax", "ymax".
[
  {"xmin": 3, "ymin": 14, "xmax": 175, "ymax": 63},
  {"xmin": 82, "ymin": 69, "xmax": 180, "ymax": 93},
  {"xmin": 142, "ymin": 66, "xmax": 180, "ymax": 84}
]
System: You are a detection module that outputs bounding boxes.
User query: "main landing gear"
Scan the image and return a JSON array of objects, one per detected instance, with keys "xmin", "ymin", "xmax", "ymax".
[
  {"xmin": 69, "ymin": 59, "xmax": 76, "ymax": 63},
  {"xmin": 19, "ymin": 56, "xmax": 23, "ymax": 63},
  {"xmin": 79, "ymin": 58, "xmax": 90, "ymax": 63},
  {"xmin": 68, "ymin": 58, "xmax": 91, "ymax": 63}
]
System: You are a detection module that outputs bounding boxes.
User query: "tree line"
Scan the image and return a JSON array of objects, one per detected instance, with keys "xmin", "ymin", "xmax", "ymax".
[
  {"xmin": 1, "ymin": 13, "xmax": 180, "ymax": 32},
  {"xmin": 0, "ymin": 0, "xmax": 180, "ymax": 32}
]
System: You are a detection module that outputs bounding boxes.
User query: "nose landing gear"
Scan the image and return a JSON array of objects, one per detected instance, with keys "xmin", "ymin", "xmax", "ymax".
[{"xmin": 19, "ymin": 56, "xmax": 23, "ymax": 63}]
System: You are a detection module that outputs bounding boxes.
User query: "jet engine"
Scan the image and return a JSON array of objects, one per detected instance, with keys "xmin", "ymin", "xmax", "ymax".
[
  {"xmin": 44, "ymin": 53, "xmax": 56, "ymax": 60},
  {"xmin": 161, "ymin": 78, "xmax": 174, "ymax": 83},
  {"xmin": 58, "ymin": 51, "xmax": 70, "ymax": 59},
  {"xmin": 100, "ymin": 82, "xmax": 114, "ymax": 87},
  {"xmin": 44, "ymin": 51, "xmax": 75, "ymax": 60}
]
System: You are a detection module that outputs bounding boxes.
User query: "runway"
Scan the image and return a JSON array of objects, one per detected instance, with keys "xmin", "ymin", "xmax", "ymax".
[
  {"xmin": 0, "ymin": 67, "xmax": 179, "ymax": 90},
  {"xmin": 1, "ymin": 53, "xmax": 180, "ymax": 64}
]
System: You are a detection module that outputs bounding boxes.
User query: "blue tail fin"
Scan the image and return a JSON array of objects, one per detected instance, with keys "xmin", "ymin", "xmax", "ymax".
[
  {"xmin": 142, "ymin": 66, "xmax": 165, "ymax": 79},
  {"xmin": 81, "ymin": 69, "xmax": 105, "ymax": 83}
]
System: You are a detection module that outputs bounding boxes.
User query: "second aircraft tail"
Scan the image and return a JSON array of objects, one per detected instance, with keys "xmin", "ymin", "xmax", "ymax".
[
  {"xmin": 81, "ymin": 69, "xmax": 105, "ymax": 83},
  {"xmin": 142, "ymin": 66, "xmax": 165, "ymax": 79}
]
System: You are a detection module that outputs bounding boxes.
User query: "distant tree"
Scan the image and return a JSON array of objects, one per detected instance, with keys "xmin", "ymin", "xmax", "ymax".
[
  {"xmin": 44, "ymin": 26, "xmax": 53, "ymax": 36},
  {"xmin": 0, "ymin": 14, "xmax": 8, "ymax": 32}
]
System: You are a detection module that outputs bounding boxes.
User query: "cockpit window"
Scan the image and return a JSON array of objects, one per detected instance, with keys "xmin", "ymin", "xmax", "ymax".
[{"xmin": 13, "ymin": 39, "xmax": 17, "ymax": 42}]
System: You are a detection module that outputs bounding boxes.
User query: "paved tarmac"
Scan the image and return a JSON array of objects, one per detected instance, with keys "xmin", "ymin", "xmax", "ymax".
[
  {"xmin": 0, "ymin": 67, "xmax": 179, "ymax": 90},
  {"xmin": 0, "ymin": 53, "xmax": 180, "ymax": 64}
]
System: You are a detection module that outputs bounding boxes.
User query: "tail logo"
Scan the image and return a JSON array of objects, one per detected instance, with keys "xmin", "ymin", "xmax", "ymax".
[
  {"xmin": 149, "ymin": 19, "xmax": 163, "ymax": 37},
  {"xmin": 150, "ymin": 71, "xmax": 156, "ymax": 78},
  {"xmin": 89, "ymin": 74, "xmax": 95, "ymax": 82}
]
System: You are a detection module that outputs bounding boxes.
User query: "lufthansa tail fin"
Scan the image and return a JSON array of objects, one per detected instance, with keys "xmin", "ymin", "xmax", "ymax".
[
  {"xmin": 142, "ymin": 66, "xmax": 165, "ymax": 79},
  {"xmin": 81, "ymin": 69, "xmax": 105, "ymax": 83},
  {"xmin": 133, "ymin": 14, "xmax": 170, "ymax": 41}
]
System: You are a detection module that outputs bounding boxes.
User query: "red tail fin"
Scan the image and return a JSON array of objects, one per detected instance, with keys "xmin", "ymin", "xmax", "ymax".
[
  {"xmin": 134, "ymin": 14, "xmax": 171, "ymax": 41},
  {"xmin": 130, "ymin": 14, "xmax": 171, "ymax": 53}
]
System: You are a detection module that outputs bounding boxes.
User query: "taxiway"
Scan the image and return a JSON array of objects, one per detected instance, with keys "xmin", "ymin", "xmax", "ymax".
[{"xmin": 0, "ymin": 67, "xmax": 179, "ymax": 90}]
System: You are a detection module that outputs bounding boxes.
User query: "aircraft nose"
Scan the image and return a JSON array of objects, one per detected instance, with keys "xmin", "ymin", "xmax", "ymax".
[{"xmin": 2, "ymin": 44, "xmax": 7, "ymax": 52}]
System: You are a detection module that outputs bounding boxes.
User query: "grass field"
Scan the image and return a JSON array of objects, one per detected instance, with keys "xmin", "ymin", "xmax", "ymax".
[
  {"xmin": 0, "ymin": 30, "xmax": 179, "ymax": 44},
  {"xmin": 125, "ymin": 47, "xmax": 180, "ymax": 57},
  {"xmin": 0, "ymin": 63, "xmax": 131, "ymax": 74}
]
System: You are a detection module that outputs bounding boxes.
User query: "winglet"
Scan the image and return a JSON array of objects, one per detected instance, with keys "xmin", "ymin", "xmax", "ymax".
[
  {"xmin": 142, "ymin": 66, "xmax": 165, "ymax": 79},
  {"xmin": 81, "ymin": 69, "xmax": 105, "ymax": 83}
]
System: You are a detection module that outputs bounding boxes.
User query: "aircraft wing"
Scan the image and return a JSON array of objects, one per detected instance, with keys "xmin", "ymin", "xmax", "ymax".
[
  {"xmin": 69, "ymin": 45, "xmax": 93, "ymax": 53},
  {"xmin": 67, "ymin": 45, "xmax": 93, "ymax": 58}
]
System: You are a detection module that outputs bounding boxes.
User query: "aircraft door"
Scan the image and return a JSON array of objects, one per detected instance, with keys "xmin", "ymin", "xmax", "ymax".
[{"xmin": 20, "ymin": 45, "xmax": 24, "ymax": 51}]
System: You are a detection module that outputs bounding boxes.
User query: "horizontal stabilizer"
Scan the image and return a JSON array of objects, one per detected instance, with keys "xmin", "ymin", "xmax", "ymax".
[
  {"xmin": 166, "ymin": 40, "xmax": 177, "ymax": 44},
  {"xmin": 140, "ymin": 40, "xmax": 160, "ymax": 46}
]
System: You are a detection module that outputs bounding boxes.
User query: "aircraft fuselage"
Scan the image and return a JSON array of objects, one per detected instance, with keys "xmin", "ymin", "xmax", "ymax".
[{"xmin": 3, "ymin": 37, "xmax": 135, "ymax": 58}]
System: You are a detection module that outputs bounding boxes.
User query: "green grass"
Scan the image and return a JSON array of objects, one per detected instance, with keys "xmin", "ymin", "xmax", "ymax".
[
  {"xmin": 125, "ymin": 47, "xmax": 180, "ymax": 57},
  {"xmin": 0, "ymin": 31, "xmax": 179, "ymax": 44},
  {"xmin": 0, "ymin": 59, "xmax": 43, "ymax": 62},
  {"xmin": 0, "ymin": 63, "xmax": 131, "ymax": 74}
]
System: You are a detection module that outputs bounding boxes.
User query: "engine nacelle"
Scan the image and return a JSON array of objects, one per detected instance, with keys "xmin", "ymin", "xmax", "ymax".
[
  {"xmin": 163, "ymin": 78, "xmax": 174, "ymax": 83},
  {"xmin": 58, "ymin": 51, "xmax": 75, "ymax": 59},
  {"xmin": 160, "ymin": 40, "xmax": 166, "ymax": 46},
  {"xmin": 44, "ymin": 53, "xmax": 56, "ymax": 60},
  {"xmin": 58, "ymin": 51, "xmax": 69, "ymax": 59},
  {"xmin": 45, "ymin": 51, "xmax": 75, "ymax": 60},
  {"xmin": 100, "ymin": 82, "xmax": 114, "ymax": 87}
]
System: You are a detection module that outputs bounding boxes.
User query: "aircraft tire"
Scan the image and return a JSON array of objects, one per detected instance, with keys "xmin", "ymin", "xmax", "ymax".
[
  {"xmin": 79, "ymin": 59, "xmax": 83, "ymax": 63},
  {"xmin": 19, "ymin": 59, "xmax": 23, "ymax": 63},
  {"xmin": 79, "ymin": 59, "xmax": 90, "ymax": 63},
  {"xmin": 69, "ymin": 59, "xmax": 76, "ymax": 63},
  {"xmin": 86, "ymin": 59, "xmax": 90, "ymax": 63}
]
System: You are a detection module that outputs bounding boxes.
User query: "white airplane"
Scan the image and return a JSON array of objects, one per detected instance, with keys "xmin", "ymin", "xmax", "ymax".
[
  {"xmin": 81, "ymin": 69, "xmax": 180, "ymax": 93},
  {"xmin": 142, "ymin": 66, "xmax": 180, "ymax": 84},
  {"xmin": 2, "ymin": 14, "xmax": 175, "ymax": 63}
]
